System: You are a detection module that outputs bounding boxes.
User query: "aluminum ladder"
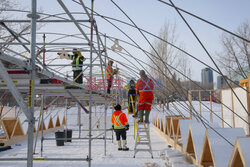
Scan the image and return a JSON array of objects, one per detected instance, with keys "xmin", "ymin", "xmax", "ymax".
[{"xmin": 133, "ymin": 122, "xmax": 153, "ymax": 158}]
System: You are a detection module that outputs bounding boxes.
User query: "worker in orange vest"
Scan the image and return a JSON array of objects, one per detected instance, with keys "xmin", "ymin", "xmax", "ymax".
[
  {"xmin": 106, "ymin": 60, "xmax": 118, "ymax": 94},
  {"xmin": 136, "ymin": 70, "xmax": 154, "ymax": 123},
  {"xmin": 111, "ymin": 104, "xmax": 129, "ymax": 151}
]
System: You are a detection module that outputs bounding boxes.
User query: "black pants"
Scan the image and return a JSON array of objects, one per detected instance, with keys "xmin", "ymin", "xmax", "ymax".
[
  {"xmin": 114, "ymin": 129, "xmax": 126, "ymax": 140},
  {"xmin": 107, "ymin": 78, "xmax": 113, "ymax": 94},
  {"xmin": 73, "ymin": 70, "xmax": 83, "ymax": 84},
  {"xmin": 128, "ymin": 90, "xmax": 136, "ymax": 113}
]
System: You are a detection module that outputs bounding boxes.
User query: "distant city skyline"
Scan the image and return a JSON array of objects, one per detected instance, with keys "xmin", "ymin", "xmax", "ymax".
[{"xmin": 201, "ymin": 68, "xmax": 213, "ymax": 89}]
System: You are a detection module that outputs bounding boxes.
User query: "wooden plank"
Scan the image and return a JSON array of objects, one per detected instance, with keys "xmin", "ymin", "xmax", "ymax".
[
  {"xmin": 199, "ymin": 91, "xmax": 202, "ymax": 119},
  {"xmin": 221, "ymin": 89, "xmax": 224, "ymax": 128},
  {"xmin": 231, "ymin": 89, "xmax": 235, "ymax": 128},
  {"xmin": 210, "ymin": 90, "xmax": 213, "ymax": 123}
]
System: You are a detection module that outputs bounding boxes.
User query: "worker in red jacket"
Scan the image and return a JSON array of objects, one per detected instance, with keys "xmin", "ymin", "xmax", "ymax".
[
  {"xmin": 111, "ymin": 104, "xmax": 129, "ymax": 151},
  {"xmin": 136, "ymin": 70, "xmax": 154, "ymax": 123}
]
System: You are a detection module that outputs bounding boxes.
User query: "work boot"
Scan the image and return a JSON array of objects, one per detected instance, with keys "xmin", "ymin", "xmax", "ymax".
[
  {"xmin": 132, "ymin": 114, "xmax": 138, "ymax": 118},
  {"xmin": 117, "ymin": 140, "xmax": 122, "ymax": 151},
  {"xmin": 122, "ymin": 140, "xmax": 129, "ymax": 151}
]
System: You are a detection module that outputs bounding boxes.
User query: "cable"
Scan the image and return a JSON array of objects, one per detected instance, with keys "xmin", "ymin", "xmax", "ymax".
[{"xmin": 157, "ymin": 0, "xmax": 250, "ymax": 43}]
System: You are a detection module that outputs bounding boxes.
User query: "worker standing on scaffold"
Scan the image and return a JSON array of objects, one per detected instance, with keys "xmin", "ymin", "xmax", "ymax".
[
  {"xmin": 68, "ymin": 48, "xmax": 86, "ymax": 84},
  {"xmin": 136, "ymin": 70, "xmax": 154, "ymax": 123},
  {"xmin": 106, "ymin": 60, "xmax": 118, "ymax": 94},
  {"xmin": 124, "ymin": 78, "xmax": 137, "ymax": 114}
]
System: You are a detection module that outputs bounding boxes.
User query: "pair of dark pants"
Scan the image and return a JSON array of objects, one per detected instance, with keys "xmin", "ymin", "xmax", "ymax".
[
  {"xmin": 107, "ymin": 78, "xmax": 113, "ymax": 94},
  {"xmin": 128, "ymin": 90, "xmax": 136, "ymax": 113},
  {"xmin": 114, "ymin": 129, "xmax": 126, "ymax": 140},
  {"xmin": 128, "ymin": 95, "xmax": 136, "ymax": 113},
  {"xmin": 73, "ymin": 70, "xmax": 83, "ymax": 84}
]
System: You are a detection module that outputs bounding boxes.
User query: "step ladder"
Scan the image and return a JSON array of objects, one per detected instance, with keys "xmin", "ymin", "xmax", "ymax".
[{"xmin": 133, "ymin": 122, "xmax": 153, "ymax": 158}]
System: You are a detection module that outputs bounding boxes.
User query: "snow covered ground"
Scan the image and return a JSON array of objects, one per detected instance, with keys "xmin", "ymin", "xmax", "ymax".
[{"xmin": 0, "ymin": 102, "xmax": 221, "ymax": 167}]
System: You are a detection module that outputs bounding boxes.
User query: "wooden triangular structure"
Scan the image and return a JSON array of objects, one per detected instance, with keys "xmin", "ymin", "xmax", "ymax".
[
  {"xmin": 199, "ymin": 131, "xmax": 215, "ymax": 167},
  {"xmin": 200, "ymin": 128, "xmax": 245, "ymax": 167},
  {"xmin": 39, "ymin": 120, "xmax": 46, "ymax": 131},
  {"xmin": 185, "ymin": 126, "xmax": 196, "ymax": 159},
  {"xmin": 1, "ymin": 118, "xmax": 24, "ymax": 139},
  {"xmin": 11, "ymin": 118, "xmax": 24, "ymax": 137},
  {"xmin": 62, "ymin": 115, "xmax": 66, "ymax": 125},
  {"xmin": 48, "ymin": 116, "xmax": 54, "ymax": 129},
  {"xmin": 228, "ymin": 137, "xmax": 250, "ymax": 167},
  {"xmin": 171, "ymin": 117, "xmax": 181, "ymax": 139},
  {"xmin": 55, "ymin": 116, "xmax": 61, "ymax": 127}
]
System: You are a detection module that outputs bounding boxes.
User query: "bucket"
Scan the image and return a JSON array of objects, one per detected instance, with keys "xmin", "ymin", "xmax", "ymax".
[
  {"xmin": 64, "ymin": 129, "xmax": 72, "ymax": 142},
  {"xmin": 55, "ymin": 131, "xmax": 65, "ymax": 146}
]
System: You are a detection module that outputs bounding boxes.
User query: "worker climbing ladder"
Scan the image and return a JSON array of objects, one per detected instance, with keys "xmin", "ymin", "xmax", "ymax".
[{"xmin": 130, "ymin": 95, "xmax": 153, "ymax": 158}]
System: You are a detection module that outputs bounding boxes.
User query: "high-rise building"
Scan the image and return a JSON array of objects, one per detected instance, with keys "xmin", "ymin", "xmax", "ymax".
[
  {"xmin": 217, "ymin": 75, "xmax": 227, "ymax": 89},
  {"xmin": 201, "ymin": 68, "xmax": 213, "ymax": 89}
]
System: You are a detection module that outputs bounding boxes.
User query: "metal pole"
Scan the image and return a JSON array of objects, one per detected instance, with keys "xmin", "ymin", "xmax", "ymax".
[
  {"xmin": 88, "ymin": 1, "xmax": 94, "ymax": 166},
  {"xmin": 33, "ymin": 95, "xmax": 44, "ymax": 154},
  {"xmin": 27, "ymin": 0, "xmax": 38, "ymax": 166},
  {"xmin": 104, "ymin": 34, "xmax": 107, "ymax": 156},
  {"xmin": 78, "ymin": 104, "xmax": 81, "ymax": 138},
  {"xmin": 42, "ymin": 34, "xmax": 46, "ymax": 66},
  {"xmin": 40, "ymin": 95, "xmax": 45, "ymax": 157},
  {"xmin": 66, "ymin": 98, "xmax": 68, "ymax": 130}
]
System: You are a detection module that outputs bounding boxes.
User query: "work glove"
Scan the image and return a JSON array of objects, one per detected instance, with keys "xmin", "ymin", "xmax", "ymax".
[{"xmin": 125, "ymin": 125, "xmax": 129, "ymax": 131}]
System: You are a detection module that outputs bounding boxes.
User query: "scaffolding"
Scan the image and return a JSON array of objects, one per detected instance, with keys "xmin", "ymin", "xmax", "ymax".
[{"xmin": 0, "ymin": 0, "xmax": 119, "ymax": 167}]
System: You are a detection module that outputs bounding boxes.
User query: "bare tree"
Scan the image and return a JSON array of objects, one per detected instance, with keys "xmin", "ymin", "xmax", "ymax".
[
  {"xmin": 149, "ymin": 21, "xmax": 191, "ymax": 107},
  {"xmin": 217, "ymin": 21, "xmax": 250, "ymax": 80},
  {"xmin": 0, "ymin": 0, "xmax": 44, "ymax": 58}
]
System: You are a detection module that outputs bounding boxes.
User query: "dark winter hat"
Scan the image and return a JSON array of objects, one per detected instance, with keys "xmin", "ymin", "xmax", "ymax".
[
  {"xmin": 114, "ymin": 104, "xmax": 121, "ymax": 110},
  {"xmin": 139, "ymin": 70, "xmax": 146, "ymax": 76},
  {"xmin": 73, "ymin": 48, "xmax": 78, "ymax": 52}
]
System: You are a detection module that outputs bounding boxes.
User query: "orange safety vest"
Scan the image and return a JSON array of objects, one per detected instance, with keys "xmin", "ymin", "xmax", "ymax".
[
  {"xmin": 136, "ymin": 77, "xmax": 154, "ymax": 110},
  {"xmin": 111, "ymin": 110, "xmax": 129, "ymax": 129},
  {"xmin": 106, "ymin": 65, "xmax": 114, "ymax": 79}
]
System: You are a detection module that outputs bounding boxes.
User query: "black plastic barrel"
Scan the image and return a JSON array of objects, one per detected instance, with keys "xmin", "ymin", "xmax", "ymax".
[
  {"xmin": 55, "ymin": 131, "xmax": 65, "ymax": 146},
  {"xmin": 64, "ymin": 129, "xmax": 72, "ymax": 142}
]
